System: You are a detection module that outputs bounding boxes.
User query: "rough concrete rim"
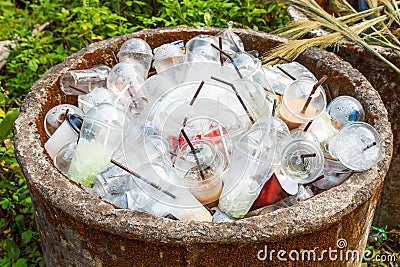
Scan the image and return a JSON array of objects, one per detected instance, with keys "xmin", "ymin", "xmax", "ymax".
[{"xmin": 14, "ymin": 27, "xmax": 392, "ymax": 244}]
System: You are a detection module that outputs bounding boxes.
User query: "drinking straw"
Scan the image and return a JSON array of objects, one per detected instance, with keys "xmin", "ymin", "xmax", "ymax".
[
  {"xmin": 277, "ymin": 66, "xmax": 296, "ymax": 81},
  {"xmin": 219, "ymin": 37, "xmax": 224, "ymax": 66},
  {"xmin": 300, "ymin": 153, "xmax": 317, "ymax": 159},
  {"xmin": 363, "ymin": 141, "xmax": 377, "ymax": 151},
  {"xmin": 301, "ymin": 75, "xmax": 328, "ymax": 114},
  {"xmin": 210, "ymin": 76, "xmax": 255, "ymax": 124},
  {"xmin": 190, "ymin": 81, "xmax": 205, "ymax": 106},
  {"xmin": 110, "ymin": 159, "xmax": 177, "ymax": 199},
  {"xmin": 172, "ymin": 81, "xmax": 205, "ymax": 157},
  {"xmin": 69, "ymin": 85, "xmax": 88, "ymax": 94},
  {"xmin": 300, "ymin": 153, "xmax": 316, "ymax": 171},
  {"xmin": 180, "ymin": 129, "xmax": 206, "ymax": 180},
  {"xmin": 210, "ymin": 43, "xmax": 243, "ymax": 79},
  {"xmin": 303, "ymin": 121, "xmax": 313, "ymax": 132}
]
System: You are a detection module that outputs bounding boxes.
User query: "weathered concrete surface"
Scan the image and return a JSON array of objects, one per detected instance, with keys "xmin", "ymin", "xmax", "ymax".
[
  {"xmin": 288, "ymin": 4, "xmax": 400, "ymax": 229},
  {"xmin": 14, "ymin": 27, "xmax": 392, "ymax": 266}
]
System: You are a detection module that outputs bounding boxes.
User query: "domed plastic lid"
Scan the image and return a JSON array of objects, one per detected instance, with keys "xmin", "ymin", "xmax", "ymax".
[
  {"xmin": 327, "ymin": 95, "xmax": 365, "ymax": 129},
  {"xmin": 153, "ymin": 43, "xmax": 184, "ymax": 62},
  {"xmin": 44, "ymin": 104, "xmax": 84, "ymax": 137},
  {"xmin": 282, "ymin": 78, "xmax": 327, "ymax": 121},
  {"xmin": 329, "ymin": 122, "xmax": 382, "ymax": 171},
  {"xmin": 281, "ymin": 139, "xmax": 324, "ymax": 184},
  {"xmin": 117, "ymin": 38, "xmax": 152, "ymax": 58},
  {"xmin": 174, "ymin": 139, "xmax": 225, "ymax": 182}
]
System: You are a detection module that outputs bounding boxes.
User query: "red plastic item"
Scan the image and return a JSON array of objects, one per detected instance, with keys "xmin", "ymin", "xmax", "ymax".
[{"xmin": 250, "ymin": 173, "xmax": 289, "ymax": 211}]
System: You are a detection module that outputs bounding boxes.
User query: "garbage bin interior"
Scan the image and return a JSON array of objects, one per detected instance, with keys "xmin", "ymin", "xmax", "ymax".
[{"xmin": 14, "ymin": 27, "xmax": 392, "ymax": 243}]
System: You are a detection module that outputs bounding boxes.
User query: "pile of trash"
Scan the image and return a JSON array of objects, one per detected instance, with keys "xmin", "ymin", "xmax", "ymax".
[{"xmin": 43, "ymin": 25, "xmax": 383, "ymax": 223}]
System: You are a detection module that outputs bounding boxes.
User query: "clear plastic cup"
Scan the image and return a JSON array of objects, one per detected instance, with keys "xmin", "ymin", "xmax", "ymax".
[
  {"xmin": 44, "ymin": 113, "xmax": 83, "ymax": 160},
  {"xmin": 106, "ymin": 60, "xmax": 147, "ymax": 104},
  {"xmin": 182, "ymin": 116, "xmax": 235, "ymax": 166},
  {"xmin": 67, "ymin": 104, "xmax": 126, "ymax": 187},
  {"xmin": 153, "ymin": 43, "xmax": 184, "ymax": 73},
  {"xmin": 218, "ymin": 119, "xmax": 284, "ymax": 218},
  {"xmin": 327, "ymin": 95, "xmax": 365, "ymax": 129},
  {"xmin": 215, "ymin": 23, "xmax": 244, "ymax": 56},
  {"xmin": 117, "ymin": 38, "xmax": 153, "ymax": 73},
  {"xmin": 263, "ymin": 62, "xmax": 317, "ymax": 96},
  {"xmin": 281, "ymin": 139, "xmax": 324, "ymax": 184},
  {"xmin": 44, "ymin": 104, "xmax": 83, "ymax": 137},
  {"xmin": 53, "ymin": 142, "xmax": 77, "ymax": 175},
  {"xmin": 185, "ymin": 35, "xmax": 220, "ymax": 63},
  {"xmin": 126, "ymin": 162, "xmax": 213, "ymax": 222},
  {"xmin": 328, "ymin": 122, "xmax": 382, "ymax": 171},
  {"xmin": 174, "ymin": 139, "xmax": 225, "ymax": 207},
  {"xmin": 123, "ymin": 135, "xmax": 171, "ymax": 171},
  {"xmin": 229, "ymin": 52, "xmax": 264, "ymax": 83},
  {"xmin": 60, "ymin": 64, "xmax": 111, "ymax": 95},
  {"xmin": 278, "ymin": 79, "xmax": 327, "ymax": 130}
]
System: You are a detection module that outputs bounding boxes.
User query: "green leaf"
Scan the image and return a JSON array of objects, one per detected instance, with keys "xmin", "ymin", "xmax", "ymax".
[
  {"xmin": 0, "ymin": 92, "xmax": 5, "ymax": 103},
  {"xmin": 12, "ymin": 258, "xmax": 27, "ymax": 267},
  {"xmin": 0, "ymin": 107, "xmax": 19, "ymax": 142},
  {"xmin": 252, "ymin": 8, "xmax": 268, "ymax": 14},
  {"xmin": 15, "ymin": 214, "xmax": 25, "ymax": 230},
  {"xmin": 21, "ymin": 230, "xmax": 33, "ymax": 244},
  {"xmin": 27, "ymin": 59, "xmax": 39, "ymax": 72},
  {"xmin": 5, "ymin": 239, "xmax": 20, "ymax": 261}
]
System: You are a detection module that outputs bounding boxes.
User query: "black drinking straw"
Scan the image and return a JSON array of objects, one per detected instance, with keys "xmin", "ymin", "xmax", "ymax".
[
  {"xmin": 69, "ymin": 85, "xmax": 87, "ymax": 94},
  {"xmin": 363, "ymin": 141, "xmax": 377, "ymax": 151},
  {"xmin": 277, "ymin": 66, "xmax": 296, "ymax": 81},
  {"xmin": 272, "ymin": 99, "xmax": 277, "ymax": 117},
  {"xmin": 173, "ymin": 81, "xmax": 205, "ymax": 155},
  {"xmin": 263, "ymin": 56, "xmax": 293, "ymax": 64},
  {"xmin": 180, "ymin": 129, "xmax": 206, "ymax": 180},
  {"xmin": 301, "ymin": 75, "xmax": 328, "ymax": 114},
  {"xmin": 300, "ymin": 153, "xmax": 316, "ymax": 171},
  {"xmin": 112, "ymin": 50, "xmax": 119, "ymax": 64},
  {"xmin": 218, "ymin": 37, "xmax": 224, "ymax": 66},
  {"xmin": 301, "ymin": 153, "xmax": 317, "ymax": 159},
  {"xmin": 210, "ymin": 43, "xmax": 243, "ymax": 79},
  {"xmin": 190, "ymin": 81, "xmax": 205, "ymax": 106},
  {"xmin": 210, "ymin": 76, "xmax": 255, "ymax": 124},
  {"xmin": 110, "ymin": 159, "xmax": 177, "ymax": 199},
  {"xmin": 303, "ymin": 121, "xmax": 313, "ymax": 132}
]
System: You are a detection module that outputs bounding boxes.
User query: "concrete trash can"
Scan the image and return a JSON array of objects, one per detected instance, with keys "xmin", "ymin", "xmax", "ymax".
[{"xmin": 14, "ymin": 27, "xmax": 393, "ymax": 266}]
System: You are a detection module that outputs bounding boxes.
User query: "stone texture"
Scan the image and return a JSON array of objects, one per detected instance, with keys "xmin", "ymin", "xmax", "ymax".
[
  {"xmin": 288, "ymin": 4, "xmax": 400, "ymax": 229},
  {"xmin": 14, "ymin": 27, "xmax": 392, "ymax": 266},
  {"xmin": 0, "ymin": 41, "xmax": 15, "ymax": 70}
]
